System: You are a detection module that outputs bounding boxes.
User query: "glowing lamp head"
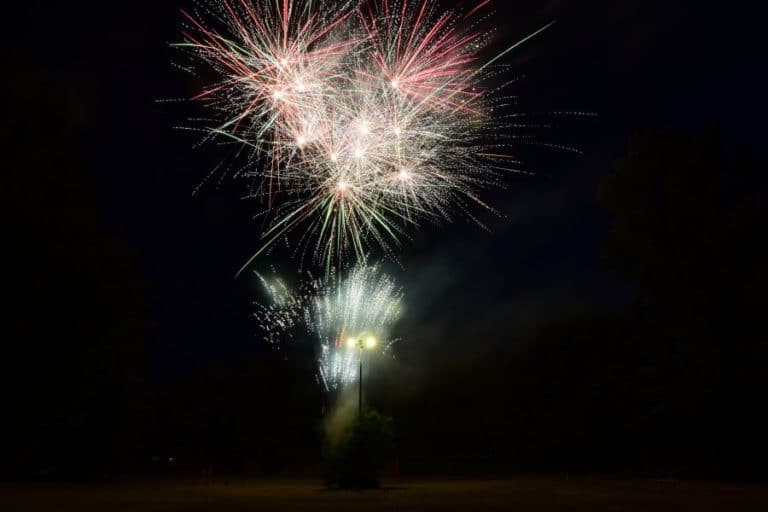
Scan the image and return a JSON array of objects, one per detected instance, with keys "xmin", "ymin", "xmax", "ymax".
[
  {"xmin": 347, "ymin": 337, "xmax": 358, "ymax": 349},
  {"xmin": 365, "ymin": 336, "xmax": 377, "ymax": 349}
]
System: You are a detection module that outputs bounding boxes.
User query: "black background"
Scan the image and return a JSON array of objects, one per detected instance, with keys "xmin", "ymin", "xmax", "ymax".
[{"xmin": 2, "ymin": 0, "xmax": 766, "ymax": 478}]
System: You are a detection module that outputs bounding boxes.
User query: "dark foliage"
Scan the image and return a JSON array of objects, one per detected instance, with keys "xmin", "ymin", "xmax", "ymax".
[
  {"xmin": 151, "ymin": 352, "xmax": 323, "ymax": 476},
  {"xmin": 380, "ymin": 129, "xmax": 767, "ymax": 479},
  {"xmin": 2, "ymin": 59, "xmax": 151, "ymax": 479},
  {"xmin": 324, "ymin": 409, "xmax": 395, "ymax": 488}
]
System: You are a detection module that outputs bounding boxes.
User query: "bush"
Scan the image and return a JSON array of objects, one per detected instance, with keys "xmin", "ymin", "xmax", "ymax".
[{"xmin": 324, "ymin": 408, "xmax": 395, "ymax": 488}]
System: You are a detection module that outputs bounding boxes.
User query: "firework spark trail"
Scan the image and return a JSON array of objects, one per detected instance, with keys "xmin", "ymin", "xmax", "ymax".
[
  {"xmin": 177, "ymin": 0, "xmax": 558, "ymax": 272},
  {"xmin": 254, "ymin": 271, "xmax": 319, "ymax": 345},
  {"xmin": 255, "ymin": 264, "xmax": 403, "ymax": 391},
  {"xmin": 313, "ymin": 264, "xmax": 402, "ymax": 390}
]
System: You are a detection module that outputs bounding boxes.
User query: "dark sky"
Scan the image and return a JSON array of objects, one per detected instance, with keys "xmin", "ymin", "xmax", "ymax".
[{"xmin": 5, "ymin": 1, "xmax": 765, "ymax": 381}]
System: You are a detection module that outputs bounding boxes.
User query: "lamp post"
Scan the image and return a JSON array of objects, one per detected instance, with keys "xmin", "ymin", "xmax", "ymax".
[
  {"xmin": 347, "ymin": 334, "xmax": 377, "ymax": 419},
  {"xmin": 358, "ymin": 356, "xmax": 363, "ymax": 419}
]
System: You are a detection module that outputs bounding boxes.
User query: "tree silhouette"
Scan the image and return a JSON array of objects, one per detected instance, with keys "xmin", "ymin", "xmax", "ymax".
[
  {"xmin": 2, "ymin": 57, "xmax": 151, "ymax": 478},
  {"xmin": 598, "ymin": 128, "xmax": 768, "ymax": 477}
]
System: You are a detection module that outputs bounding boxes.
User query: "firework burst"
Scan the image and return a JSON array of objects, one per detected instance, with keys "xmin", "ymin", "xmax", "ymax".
[
  {"xmin": 255, "ymin": 264, "xmax": 403, "ymax": 391},
  {"xmin": 177, "ymin": 0, "xmax": 560, "ymax": 272}
]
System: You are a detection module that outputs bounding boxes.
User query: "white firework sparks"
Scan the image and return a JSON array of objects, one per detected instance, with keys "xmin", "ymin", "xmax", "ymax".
[
  {"xmin": 255, "ymin": 263, "xmax": 403, "ymax": 391},
  {"xmin": 176, "ymin": 0, "xmax": 561, "ymax": 272}
]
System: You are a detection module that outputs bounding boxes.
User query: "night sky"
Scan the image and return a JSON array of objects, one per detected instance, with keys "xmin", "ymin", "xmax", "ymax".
[{"xmin": 5, "ymin": 0, "xmax": 765, "ymax": 381}]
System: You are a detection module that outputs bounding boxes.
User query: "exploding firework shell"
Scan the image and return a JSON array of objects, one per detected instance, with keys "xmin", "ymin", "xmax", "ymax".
[{"xmin": 177, "ymin": 1, "xmax": 562, "ymax": 271}]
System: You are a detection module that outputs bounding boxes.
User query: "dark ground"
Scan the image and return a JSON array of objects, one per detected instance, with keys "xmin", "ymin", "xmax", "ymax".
[{"xmin": 2, "ymin": 477, "xmax": 768, "ymax": 511}]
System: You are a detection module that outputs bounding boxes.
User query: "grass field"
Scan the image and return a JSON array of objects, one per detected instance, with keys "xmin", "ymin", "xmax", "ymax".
[{"xmin": 2, "ymin": 477, "xmax": 767, "ymax": 511}]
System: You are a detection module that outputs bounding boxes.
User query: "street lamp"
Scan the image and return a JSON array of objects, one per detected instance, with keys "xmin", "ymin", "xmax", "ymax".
[{"xmin": 347, "ymin": 334, "xmax": 378, "ymax": 418}]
